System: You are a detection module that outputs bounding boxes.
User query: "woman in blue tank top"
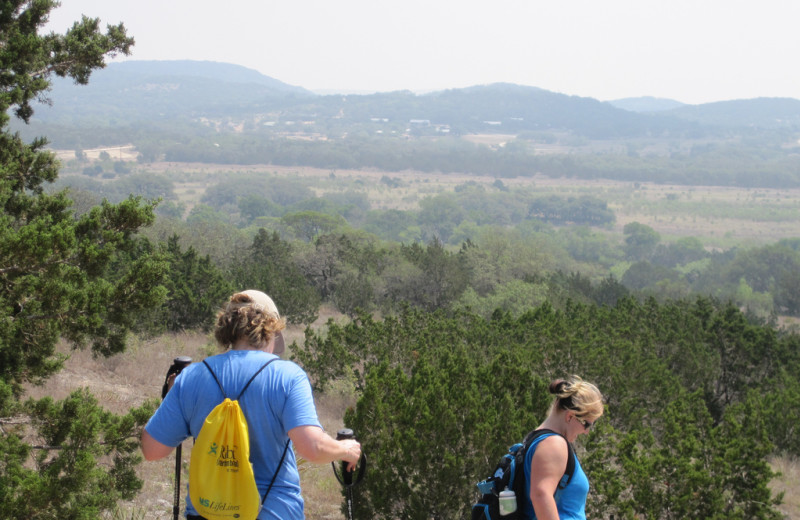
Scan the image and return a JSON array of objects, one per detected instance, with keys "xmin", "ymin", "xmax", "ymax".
[{"xmin": 522, "ymin": 376, "xmax": 604, "ymax": 520}]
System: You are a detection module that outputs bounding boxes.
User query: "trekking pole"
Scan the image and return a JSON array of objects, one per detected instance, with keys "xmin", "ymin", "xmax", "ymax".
[
  {"xmin": 332, "ymin": 428, "xmax": 367, "ymax": 520},
  {"xmin": 161, "ymin": 356, "xmax": 192, "ymax": 520}
]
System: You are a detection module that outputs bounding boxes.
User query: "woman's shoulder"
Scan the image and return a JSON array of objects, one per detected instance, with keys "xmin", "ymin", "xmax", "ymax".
[
  {"xmin": 529, "ymin": 429, "xmax": 568, "ymax": 446},
  {"xmin": 530, "ymin": 431, "xmax": 569, "ymax": 460},
  {"xmin": 536, "ymin": 432, "xmax": 568, "ymax": 449}
]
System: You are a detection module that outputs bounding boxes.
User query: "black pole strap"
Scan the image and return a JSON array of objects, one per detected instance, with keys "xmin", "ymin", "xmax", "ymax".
[{"xmin": 331, "ymin": 452, "xmax": 367, "ymax": 488}]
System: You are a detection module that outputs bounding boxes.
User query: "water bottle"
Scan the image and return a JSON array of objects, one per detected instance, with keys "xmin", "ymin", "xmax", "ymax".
[{"xmin": 498, "ymin": 488, "xmax": 517, "ymax": 516}]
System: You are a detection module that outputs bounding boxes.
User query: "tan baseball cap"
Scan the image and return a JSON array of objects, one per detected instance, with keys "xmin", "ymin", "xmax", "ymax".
[{"xmin": 240, "ymin": 289, "xmax": 285, "ymax": 354}]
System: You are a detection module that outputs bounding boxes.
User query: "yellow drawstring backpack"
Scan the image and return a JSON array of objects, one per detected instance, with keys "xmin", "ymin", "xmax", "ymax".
[{"xmin": 189, "ymin": 359, "xmax": 290, "ymax": 520}]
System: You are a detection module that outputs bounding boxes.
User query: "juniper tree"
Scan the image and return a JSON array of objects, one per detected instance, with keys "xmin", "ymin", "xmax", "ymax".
[
  {"xmin": 296, "ymin": 301, "xmax": 790, "ymax": 519},
  {"xmin": 1, "ymin": 2, "xmax": 168, "ymax": 517}
]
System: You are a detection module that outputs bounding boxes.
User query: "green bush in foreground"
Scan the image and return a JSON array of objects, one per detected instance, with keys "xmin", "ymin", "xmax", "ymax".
[{"xmin": 295, "ymin": 300, "xmax": 794, "ymax": 519}]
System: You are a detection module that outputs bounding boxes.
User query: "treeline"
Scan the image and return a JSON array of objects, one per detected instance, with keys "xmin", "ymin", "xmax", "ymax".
[
  {"xmin": 292, "ymin": 299, "xmax": 799, "ymax": 519},
  {"xmin": 134, "ymin": 220, "xmax": 800, "ymax": 335},
  {"xmin": 37, "ymin": 121, "xmax": 800, "ymax": 188},
  {"xmin": 127, "ymin": 227, "xmax": 620, "ymax": 330},
  {"xmin": 158, "ymin": 136, "xmax": 800, "ymax": 188}
]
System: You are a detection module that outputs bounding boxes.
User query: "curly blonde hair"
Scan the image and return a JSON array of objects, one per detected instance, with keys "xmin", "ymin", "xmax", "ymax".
[
  {"xmin": 549, "ymin": 375, "xmax": 604, "ymax": 421},
  {"xmin": 214, "ymin": 292, "xmax": 286, "ymax": 349}
]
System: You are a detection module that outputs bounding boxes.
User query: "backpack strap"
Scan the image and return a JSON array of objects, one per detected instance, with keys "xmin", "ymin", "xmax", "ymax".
[
  {"xmin": 202, "ymin": 359, "xmax": 227, "ymax": 397},
  {"xmin": 261, "ymin": 439, "xmax": 291, "ymax": 506},
  {"xmin": 202, "ymin": 357, "xmax": 280, "ymax": 400},
  {"xmin": 523, "ymin": 429, "xmax": 576, "ymax": 490},
  {"xmin": 236, "ymin": 358, "xmax": 279, "ymax": 400}
]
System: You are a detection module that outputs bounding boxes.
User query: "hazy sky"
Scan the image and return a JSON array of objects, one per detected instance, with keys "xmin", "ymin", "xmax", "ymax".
[{"xmin": 46, "ymin": 0, "xmax": 800, "ymax": 105}]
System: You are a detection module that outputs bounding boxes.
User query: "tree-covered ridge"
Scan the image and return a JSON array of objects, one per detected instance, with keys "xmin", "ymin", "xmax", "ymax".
[
  {"xmin": 25, "ymin": 63, "xmax": 687, "ymax": 135},
  {"xmin": 29, "ymin": 61, "xmax": 800, "ymax": 134},
  {"xmin": 293, "ymin": 298, "xmax": 797, "ymax": 519}
]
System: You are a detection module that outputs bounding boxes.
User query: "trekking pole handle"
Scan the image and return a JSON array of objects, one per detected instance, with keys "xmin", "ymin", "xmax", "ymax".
[
  {"xmin": 162, "ymin": 356, "xmax": 192, "ymax": 399},
  {"xmin": 337, "ymin": 429, "xmax": 355, "ymax": 485},
  {"xmin": 333, "ymin": 428, "xmax": 366, "ymax": 488},
  {"xmin": 161, "ymin": 356, "xmax": 191, "ymax": 520}
]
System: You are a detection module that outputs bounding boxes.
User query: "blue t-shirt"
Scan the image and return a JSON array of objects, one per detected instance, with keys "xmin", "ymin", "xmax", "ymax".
[
  {"xmin": 522, "ymin": 432, "xmax": 589, "ymax": 520},
  {"xmin": 145, "ymin": 350, "xmax": 323, "ymax": 519}
]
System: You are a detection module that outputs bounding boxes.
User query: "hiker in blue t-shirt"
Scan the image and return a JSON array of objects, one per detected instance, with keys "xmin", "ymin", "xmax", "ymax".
[
  {"xmin": 522, "ymin": 376, "xmax": 604, "ymax": 520},
  {"xmin": 141, "ymin": 290, "xmax": 362, "ymax": 520}
]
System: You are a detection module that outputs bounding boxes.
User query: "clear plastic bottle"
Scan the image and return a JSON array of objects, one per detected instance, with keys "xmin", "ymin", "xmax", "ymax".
[{"xmin": 498, "ymin": 488, "xmax": 517, "ymax": 516}]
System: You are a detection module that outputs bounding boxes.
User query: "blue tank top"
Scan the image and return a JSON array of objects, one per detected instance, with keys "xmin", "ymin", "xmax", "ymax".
[{"xmin": 521, "ymin": 432, "xmax": 589, "ymax": 520}]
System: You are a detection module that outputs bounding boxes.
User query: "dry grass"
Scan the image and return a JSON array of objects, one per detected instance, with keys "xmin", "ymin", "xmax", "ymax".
[
  {"xmin": 54, "ymin": 145, "xmax": 138, "ymax": 162},
  {"xmin": 770, "ymin": 456, "xmax": 800, "ymax": 519}
]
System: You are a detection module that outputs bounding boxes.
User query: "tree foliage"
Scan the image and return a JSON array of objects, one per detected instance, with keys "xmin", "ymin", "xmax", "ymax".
[
  {"xmin": 229, "ymin": 229, "xmax": 320, "ymax": 324},
  {"xmin": 0, "ymin": 3, "xmax": 167, "ymax": 518},
  {"xmin": 294, "ymin": 298, "xmax": 796, "ymax": 519},
  {"xmin": 161, "ymin": 235, "xmax": 233, "ymax": 331}
]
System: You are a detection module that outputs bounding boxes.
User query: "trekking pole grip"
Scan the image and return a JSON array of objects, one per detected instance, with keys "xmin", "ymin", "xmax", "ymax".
[
  {"xmin": 336, "ymin": 428, "xmax": 355, "ymax": 485},
  {"xmin": 333, "ymin": 428, "xmax": 366, "ymax": 488},
  {"xmin": 161, "ymin": 356, "xmax": 192, "ymax": 520},
  {"xmin": 162, "ymin": 356, "xmax": 192, "ymax": 399}
]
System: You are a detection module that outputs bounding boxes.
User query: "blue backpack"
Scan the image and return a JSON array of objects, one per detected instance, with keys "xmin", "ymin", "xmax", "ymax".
[{"xmin": 471, "ymin": 429, "xmax": 575, "ymax": 520}]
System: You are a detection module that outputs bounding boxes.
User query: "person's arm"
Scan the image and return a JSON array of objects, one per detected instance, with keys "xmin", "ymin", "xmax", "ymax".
[
  {"xmin": 289, "ymin": 425, "xmax": 361, "ymax": 470},
  {"xmin": 141, "ymin": 428, "xmax": 176, "ymax": 461},
  {"xmin": 529, "ymin": 435, "xmax": 570, "ymax": 520}
]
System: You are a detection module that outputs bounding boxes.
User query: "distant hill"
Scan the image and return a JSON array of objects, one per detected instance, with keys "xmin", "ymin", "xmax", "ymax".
[
  {"xmin": 607, "ymin": 97, "xmax": 686, "ymax": 113},
  {"xmin": 382, "ymin": 83, "xmax": 693, "ymax": 138},
  {"xmin": 38, "ymin": 60, "xmax": 313, "ymax": 123},
  {"xmin": 102, "ymin": 60, "xmax": 312, "ymax": 92},
  {"xmin": 666, "ymin": 97, "xmax": 800, "ymax": 128},
  {"xmin": 20, "ymin": 60, "xmax": 800, "ymax": 145},
  {"xmin": 30, "ymin": 61, "xmax": 696, "ymax": 139}
]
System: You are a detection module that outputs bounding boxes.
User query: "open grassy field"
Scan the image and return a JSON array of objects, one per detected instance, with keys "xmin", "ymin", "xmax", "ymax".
[
  {"xmin": 129, "ymin": 161, "xmax": 800, "ymax": 248},
  {"xmin": 54, "ymin": 150, "xmax": 800, "ymax": 249}
]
